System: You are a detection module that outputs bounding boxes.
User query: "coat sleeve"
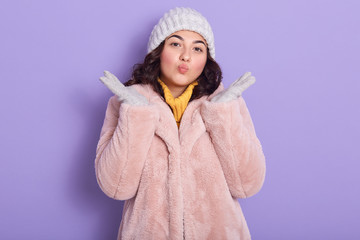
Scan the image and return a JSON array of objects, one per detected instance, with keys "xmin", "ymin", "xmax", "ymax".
[
  {"xmin": 200, "ymin": 97, "xmax": 266, "ymax": 198},
  {"xmin": 95, "ymin": 96, "xmax": 159, "ymax": 200}
]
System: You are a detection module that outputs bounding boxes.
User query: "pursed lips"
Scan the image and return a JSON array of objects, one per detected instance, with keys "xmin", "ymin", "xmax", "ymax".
[{"xmin": 178, "ymin": 64, "xmax": 189, "ymax": 74}]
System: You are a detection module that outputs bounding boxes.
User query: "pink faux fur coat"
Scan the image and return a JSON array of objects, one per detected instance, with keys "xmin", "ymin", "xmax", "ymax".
[{"xmin": 95, "ymin": 83, "xmax": 266, "ymax": 240}]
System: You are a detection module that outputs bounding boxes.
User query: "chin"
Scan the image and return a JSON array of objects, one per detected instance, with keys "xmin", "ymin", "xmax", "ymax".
[
  {"xmin": 177, "ymin": 80, "xmax": 194, "ymax": 87},
  {"xmin": 178, "ymin": 75, "xmax": 197, "ymax": 84}
]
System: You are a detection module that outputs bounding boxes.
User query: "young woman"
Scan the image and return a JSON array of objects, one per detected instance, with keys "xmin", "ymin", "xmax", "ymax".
[{"xmin": 95, "ymin": 7, "xmax": 265, "ymax": 240}]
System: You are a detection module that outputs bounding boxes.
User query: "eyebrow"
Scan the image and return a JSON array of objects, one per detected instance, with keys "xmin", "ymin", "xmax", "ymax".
[{"xmin": 168, "ymin": 34, "xmax": 207, "ymax": 46}]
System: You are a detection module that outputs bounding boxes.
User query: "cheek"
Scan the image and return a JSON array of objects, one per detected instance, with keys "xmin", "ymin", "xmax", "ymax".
[
  {"xmin": 193, "ymin": 56, "xmax": 207, "ymax": 73},
  {"xmin": 160, "ymin": 50, "xmax": 175, "ymax": 69}
]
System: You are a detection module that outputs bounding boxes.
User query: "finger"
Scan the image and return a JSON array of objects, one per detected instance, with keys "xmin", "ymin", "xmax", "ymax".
[
  {"xmin": 99, "ymin": 76, "xmax": 113, "ymax": 86},
  {"xmin": 103, "ymin": 70, "xmax": 112, "ymax": 79},
  {"xmin": 104, "ymin": 71, "xmax": 117, "ymax": 82},
  {"xmin": 99, "ymin": 76, "xmax": 107, "ymax": 84},
  {"xmin": 228, "ymin": 72, "xmax": 251, "ymax": 88},
  {"xmin": 99, "ymin": 75, "xmax": 116, "ymax": 88},
  {"xmin": 241, "ymin": 72, "xmax": 252, "ymax": 80},
  {"xmin": 234, "ymin": 72, "xmax": 252, "ymax": 86},
  {"xmin": 104, "ymin": 71, "xmax": 125, "ymax": 87},
  {"xmin": 241, "ymin": 76, "xmax": 256, "ymax": 90},
  {"xmin": 103, "ymin": 71, "xmax": 125, "ymax": 89},
  {"xmin": 233, "ymin": 76, "xmax": 256, "ymax": 95},
  {"xmin": 99, "ymin": 76, "xmax": 123, "ymax": 96},
  {"xmin": 237, "ymin": 72, "xmax": 252, "ymax": 83}
]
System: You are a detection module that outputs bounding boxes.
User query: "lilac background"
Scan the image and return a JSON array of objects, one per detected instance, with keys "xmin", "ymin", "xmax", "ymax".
[{"xmin": 1, "ymin": 0, "xmax": 359, "ymax": 239}]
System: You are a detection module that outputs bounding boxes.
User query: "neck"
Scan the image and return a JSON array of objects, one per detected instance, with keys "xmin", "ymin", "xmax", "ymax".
[
  {"xmin": 158, "ymin": 75, "xmax": 195, "ymax": 98},
  {"xmin": 167, "ymin": 85, "xmax": 187, "ymax": 98},
  {"xmin": 157, "ymin": 78, "xmax": 198, "ymax": 128}
]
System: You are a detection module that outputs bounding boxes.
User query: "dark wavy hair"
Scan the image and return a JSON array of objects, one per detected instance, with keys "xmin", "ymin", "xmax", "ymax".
[{"xmin": 125, "ymin": 41, "xmax": 222, "ymax": 101}]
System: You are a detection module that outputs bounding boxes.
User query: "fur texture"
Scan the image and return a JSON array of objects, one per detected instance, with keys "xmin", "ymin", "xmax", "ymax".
[{"xmin": 95, "ymin": 84, "xmax": 266, "ymax": 239}]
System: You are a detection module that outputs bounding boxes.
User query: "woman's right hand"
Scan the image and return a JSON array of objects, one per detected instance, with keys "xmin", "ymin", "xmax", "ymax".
[{"xmin": 99, "ymin": 71, "xmax": 148, "ymax": 106}]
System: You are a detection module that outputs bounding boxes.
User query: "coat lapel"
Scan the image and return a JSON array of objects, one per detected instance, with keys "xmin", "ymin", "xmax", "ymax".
[
  {"xmin": 142, "ymin": 85, "xmax": 181, "ymax": 153},
  {"xmin": 178, "ymin": 98, "xmax": 207, "ymax": 156},
  {"xmin": 133, "ymin": 83, "xmax": 225, "ymax": 155},
  {"xmin": 154, "ymin": 100, "xmax": 181, "ymax": 153}
]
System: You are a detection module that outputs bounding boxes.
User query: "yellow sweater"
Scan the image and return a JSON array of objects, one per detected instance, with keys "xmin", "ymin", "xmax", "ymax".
[{"xmin": 157, "ymin": 78, "xmax": 198, "ymax": 128}]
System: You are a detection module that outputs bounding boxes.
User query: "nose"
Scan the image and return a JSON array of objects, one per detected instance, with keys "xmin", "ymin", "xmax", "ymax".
[{"xmin": 180, "ymin": 47, "xmax": 191, "ymax": 62}]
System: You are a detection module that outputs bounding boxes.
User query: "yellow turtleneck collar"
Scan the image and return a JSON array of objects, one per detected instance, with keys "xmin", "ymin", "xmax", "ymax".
[{"xmin": 157, "ymin": 78, "xmax": 198, "ymax": 128}]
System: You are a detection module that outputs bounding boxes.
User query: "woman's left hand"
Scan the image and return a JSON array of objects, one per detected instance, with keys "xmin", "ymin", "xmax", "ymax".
[{"xmin": 211, "ymin": 72, "xmax": 255, "ymax": 103}]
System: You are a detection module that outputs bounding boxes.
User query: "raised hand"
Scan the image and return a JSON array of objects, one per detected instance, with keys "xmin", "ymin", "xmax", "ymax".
[
  {"xmin": 211, "ymin": 72, "xmax": 255, "ymax": 103},
  {"xmin": 99, "ymin": 71, "xmax": 148, "ymax": 106}
]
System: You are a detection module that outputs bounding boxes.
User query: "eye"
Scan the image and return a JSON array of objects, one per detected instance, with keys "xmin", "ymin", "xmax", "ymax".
[
  {"xmin": 194, "ymin": 47, "xmax": 203, "ymax": 52},
  {"xmin": 170, "ymin": 42, "xmax": 180, "ymax": 47}
]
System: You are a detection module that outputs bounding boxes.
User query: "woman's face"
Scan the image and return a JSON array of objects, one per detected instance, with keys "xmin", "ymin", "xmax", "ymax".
[{"xmin": 159, "ymin": 30, "xmax": 208, "ymax": 97}]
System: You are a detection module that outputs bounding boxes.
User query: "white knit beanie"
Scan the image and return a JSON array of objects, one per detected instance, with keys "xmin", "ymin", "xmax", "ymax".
[{"xmin": 147, "ymin": 7, "xmax": 215, "ymax": 59}]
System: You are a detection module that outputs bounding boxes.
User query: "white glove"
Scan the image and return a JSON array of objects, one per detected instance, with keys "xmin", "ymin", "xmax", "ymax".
[
  {"xmin": 99, "ymin": 71, "xmax": 148, "ymax": 106},
  {"xmin": 210, "ymin": 72, "xmax": 255, "ymax": 103}
]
